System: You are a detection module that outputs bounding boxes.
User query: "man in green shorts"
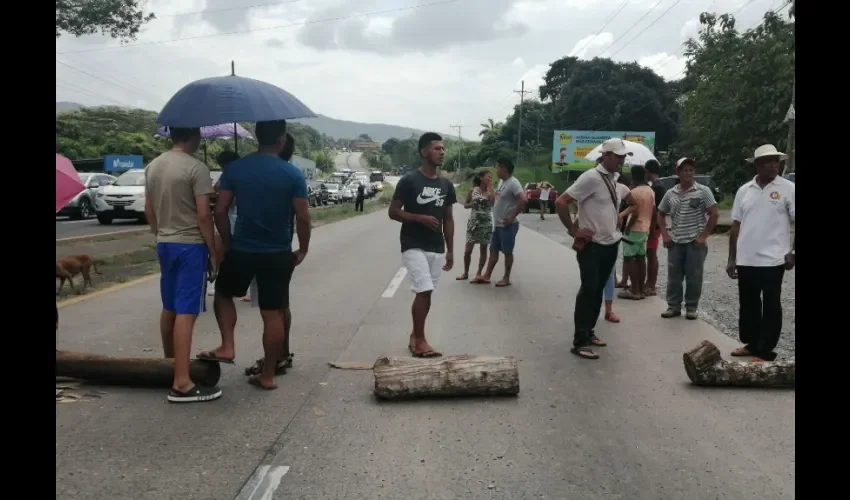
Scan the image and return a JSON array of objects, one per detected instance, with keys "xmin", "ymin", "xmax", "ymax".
[{"xmin": 618, "ymin": 165, "xmax": 655, "ymax": 299}]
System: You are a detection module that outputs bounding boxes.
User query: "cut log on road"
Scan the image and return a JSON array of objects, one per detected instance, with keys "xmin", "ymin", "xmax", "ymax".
[
  {"xmin": 56, "ymin": 351, "xmax": 221, "ymax": 388},
  {"xmin": 683, "ymin": 341, "xmax": 795, "ymax": 387},
  {"xmin": 373, "ymin": 354, "xmax": 519, "ymax": 400}
]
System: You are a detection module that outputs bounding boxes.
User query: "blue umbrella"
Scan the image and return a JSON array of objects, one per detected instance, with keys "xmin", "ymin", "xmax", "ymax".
[{"xmin": 156, "ymin": 74, "xmax": 317, "ymax": 128}]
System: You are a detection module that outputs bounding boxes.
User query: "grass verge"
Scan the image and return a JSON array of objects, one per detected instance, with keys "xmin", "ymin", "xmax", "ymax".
[{"xmin": 56, "ymin": 190, "xmax": 395, "ymax": 302}]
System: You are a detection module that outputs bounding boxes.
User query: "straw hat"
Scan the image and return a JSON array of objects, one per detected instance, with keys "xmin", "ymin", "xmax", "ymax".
[{"xmin": 746, "ymin": 144, "xmax": 787, "ymax": 163}]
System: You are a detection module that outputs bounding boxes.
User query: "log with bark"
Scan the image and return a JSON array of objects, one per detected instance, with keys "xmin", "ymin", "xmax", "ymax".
[
  {"xmin": 373, "ymin": 354, "xmax": 519, "ymax": 400},
  {"xmin": 683, "ymin": 341, "xmax": 795, "ymax": 387},
  {"xmin": 56, "ymin": 351, "xmax": 222, "ymax": 388}
]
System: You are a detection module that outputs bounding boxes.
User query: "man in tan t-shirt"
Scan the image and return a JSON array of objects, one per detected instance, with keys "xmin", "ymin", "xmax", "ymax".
[
  {"xmin": 618, "ymin": 165, "xmax": 655, "ymax": 300},
  {"xmin": 144, "ymin": 126, "xmax": 220, "ymax": 404}
]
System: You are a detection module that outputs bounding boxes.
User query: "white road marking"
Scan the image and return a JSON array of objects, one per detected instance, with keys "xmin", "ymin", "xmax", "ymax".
[
  {"xmin": 381, "ymin": 266, "xmax": 408, "ymax": 298},
  {"xmin": 234, "ymin": 465, "xmax": 289, "ymax": 500}
]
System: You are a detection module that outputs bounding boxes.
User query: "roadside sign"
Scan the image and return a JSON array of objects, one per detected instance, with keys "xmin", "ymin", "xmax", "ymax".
[{"xmin": 104, "ymin": 155, "xmax": 143, "ymax": 173}]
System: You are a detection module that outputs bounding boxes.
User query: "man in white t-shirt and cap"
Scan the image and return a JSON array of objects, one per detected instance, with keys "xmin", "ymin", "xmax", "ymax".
[
  {"xmin": 555, "ymin": 138, "xmax": 629, "ymax": 360},
  {"xmin": 726, "ymin": 144, "xmax": 795, "ymax": 362}
]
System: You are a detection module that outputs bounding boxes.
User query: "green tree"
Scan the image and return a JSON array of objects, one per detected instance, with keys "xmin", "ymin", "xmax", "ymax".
[
  {"xmin": 382, "ymin": 138, "xmax": 400, "ymax": 156},
  {"xmin": 56, "ymin": 0, "xmax": 156, "ymax": 41},
  {"xmin": 675, "ymin": 10, "xmax": 794, "ymax": 192},
  {"xmin": 357, "ymin": 133, "xmax": 373, "ymax": 141}
]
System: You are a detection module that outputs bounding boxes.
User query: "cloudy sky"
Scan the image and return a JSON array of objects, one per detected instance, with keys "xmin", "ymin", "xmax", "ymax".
[{"xmin": 55, "ymin": 0, "xmax": 789, "ymax": 136}]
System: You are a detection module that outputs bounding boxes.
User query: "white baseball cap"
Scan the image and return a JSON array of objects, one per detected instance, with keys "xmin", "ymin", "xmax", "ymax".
[
  {"xmin": 600, "ymin": 138, "xmax": 632, "ymax": 156},
  {"xmin": 676, "ymin": 157, "xmax": 696, "ymax": 169}
]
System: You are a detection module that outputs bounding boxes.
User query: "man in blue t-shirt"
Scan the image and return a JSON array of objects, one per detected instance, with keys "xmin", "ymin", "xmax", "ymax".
[{"xmin": 197, "ymin": 120, "xmax": 311, "ymax": 390}]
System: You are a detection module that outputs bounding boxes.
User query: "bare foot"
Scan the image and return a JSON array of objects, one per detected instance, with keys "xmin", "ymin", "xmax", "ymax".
[
  {"xmin": 456, "ymin": 273, "xmax": 469, "ymax": 280},
  {"xmin": 495, "ymin": 280, "xmax": 511, "ymax": 287}
]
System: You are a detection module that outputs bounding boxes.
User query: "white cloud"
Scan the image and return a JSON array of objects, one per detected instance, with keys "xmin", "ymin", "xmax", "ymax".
[
  {"xmin": 55, "ymin": 0, "xmax": 781, "ymax": 135},
  {"xmin": 638, "ymin": 52, "xmax": 688, "ymax": 81},
  {"xmin": 568, "ymin": 33, "xmax": 615, "ymax": 59},
  {"xmin": 680, "ymin": 18, "xmax": 700, "ymax": 39}
]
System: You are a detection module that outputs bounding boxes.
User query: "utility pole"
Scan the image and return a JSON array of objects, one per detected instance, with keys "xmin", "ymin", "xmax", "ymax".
[
  {"xmin": 513, "ymin": 80, "xmax": 531, "ymax": 167},
  {"xmin": 449, "ymin": 123, "xmax": 464, "ymax": 171},
  {"xmin": 783, "ymin": 0, "xmax": 795, "ymax": 176}
]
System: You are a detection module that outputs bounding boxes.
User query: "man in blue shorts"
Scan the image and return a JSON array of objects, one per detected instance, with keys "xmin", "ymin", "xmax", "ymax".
[
  {"xmin": 198, "ymin": 120, "xmax": 312, "ymax": 391},
  {"xmin": 144, "ymin": 126, "xmax": 220, "ymax": 403},
  {"xmin": 481, "ymin": 157, "xmax": 527, "ymax": 287}
]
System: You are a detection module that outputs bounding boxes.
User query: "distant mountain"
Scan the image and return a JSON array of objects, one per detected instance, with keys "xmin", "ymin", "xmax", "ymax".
[
  {"xmin": 55, "ymin": 102, "xmax": 456, "ymax": 143},
  {"xmin": 292, "ymin": 115, "xmax": 457, "ymax": 143},
  {"xmin": 56, "ymin": 101, "xmax": 84, "ymax": 113}
]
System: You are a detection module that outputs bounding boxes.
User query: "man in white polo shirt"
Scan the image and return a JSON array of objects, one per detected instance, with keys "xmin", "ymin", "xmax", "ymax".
[
  {"xmin": 555, "ymin": 138, "xmax": 627, "ymax": 360},
  {"xmin": 726, "ymin": 144, "xmax": 795, "ymax": 362}
]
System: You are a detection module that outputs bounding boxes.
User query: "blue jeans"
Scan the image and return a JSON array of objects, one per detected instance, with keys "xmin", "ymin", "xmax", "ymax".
[
  {"xmin": 490, "ymin": 223, "xmax": 520, "ymax": 255},
  {"xmin": 603, "ymin": 266, "xmax": 616, "ymax": 301}
]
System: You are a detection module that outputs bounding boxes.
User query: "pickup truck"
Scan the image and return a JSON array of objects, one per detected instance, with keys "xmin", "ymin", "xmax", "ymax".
[{"xmin": 523, "ymin": 182, "xmax": 557, "ymax": 214}]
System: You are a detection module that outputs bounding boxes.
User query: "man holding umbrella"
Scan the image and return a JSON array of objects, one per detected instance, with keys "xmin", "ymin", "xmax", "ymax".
[{"xmin": 199, "ymin": 120, "xmax": 311, "ymax": 391}]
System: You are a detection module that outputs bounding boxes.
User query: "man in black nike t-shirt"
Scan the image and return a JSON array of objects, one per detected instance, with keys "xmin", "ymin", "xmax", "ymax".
[{"xmin": 389, "ymin": 132, "xmax": 457, "ymax": 358}]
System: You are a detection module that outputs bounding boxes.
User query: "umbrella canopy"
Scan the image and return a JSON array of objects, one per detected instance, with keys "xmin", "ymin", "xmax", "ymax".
[
  {"xmin": 156, "ymin": 75, "xmax": 316, "ymax": 128},
  {"xmin": 584, "ymin": 140, "xmax": 657, "ymax": 167},
  {"xmin": 56, "ymin": 154, "xmax": 86, "ymax": 213},
  {"xmin": 154, "ymin": 123, "xmax": 254, "ymax": 140}
]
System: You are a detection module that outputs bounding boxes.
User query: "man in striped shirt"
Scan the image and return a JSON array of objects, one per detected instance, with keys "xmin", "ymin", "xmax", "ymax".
[{"xmin": 657, "ymin": 158, "xmax": 719, "ymax": 320}]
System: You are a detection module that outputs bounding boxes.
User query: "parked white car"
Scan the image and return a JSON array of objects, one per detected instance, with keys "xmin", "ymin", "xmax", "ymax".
[
  {"xmin": 325, "ymin": 183, "xmax": 342, "ymax": 204},
  {"xmin": 58, "ymin": 173, "xmax": 116, "ymax": 220},
  {"xmin": 95, "ymin": 169, "xmax": 147, "ymax": 224}
]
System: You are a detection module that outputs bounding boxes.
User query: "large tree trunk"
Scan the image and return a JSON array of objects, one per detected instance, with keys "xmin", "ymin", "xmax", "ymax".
[
  {"xmin": 56, "ymin": 351, "xmax": 221, "ymax": 388},
  {"xmin": 683, "ymin": 341, "xmax": 795, "ymax": 387},
  {"xmin": 373, "ymin": 355, "xmax": 519, "ymax": 400}
]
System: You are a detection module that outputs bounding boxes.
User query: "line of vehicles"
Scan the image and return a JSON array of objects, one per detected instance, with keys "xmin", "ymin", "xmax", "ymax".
[{"xmin": 60, "ymin": 168, "xmax": 388, "ymax": 225}]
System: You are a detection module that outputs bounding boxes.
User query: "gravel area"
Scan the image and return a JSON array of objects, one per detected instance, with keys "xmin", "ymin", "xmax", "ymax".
[{"xmin": 519, "ymin": 213, "xmax": 796, "ymax": 360}]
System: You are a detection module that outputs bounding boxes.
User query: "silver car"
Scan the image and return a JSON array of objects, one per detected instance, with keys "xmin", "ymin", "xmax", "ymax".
[{"xmin": 57, "ymin": 172, "xmax": 116, "ymax": 220}]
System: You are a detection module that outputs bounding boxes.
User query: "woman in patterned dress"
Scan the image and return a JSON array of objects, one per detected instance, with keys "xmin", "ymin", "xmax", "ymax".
[{"xmin": 457, "ymin": 170, "xmax": 495, "ymax": 282}]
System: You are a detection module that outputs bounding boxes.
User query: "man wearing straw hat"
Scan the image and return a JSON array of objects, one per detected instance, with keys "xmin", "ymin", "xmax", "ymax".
[{"xmin": 726, "ymin": 144, "xmax": 795, "ymax": 362}]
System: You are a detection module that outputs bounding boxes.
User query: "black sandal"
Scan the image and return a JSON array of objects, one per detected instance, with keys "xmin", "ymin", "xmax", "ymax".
[
  {"xmin": 570, "ymin": 346, "xmax": 599, "ymax": 360},
  {"xmin": 244, "ymin": 353, "xmax": 292, "ymax": 376}
]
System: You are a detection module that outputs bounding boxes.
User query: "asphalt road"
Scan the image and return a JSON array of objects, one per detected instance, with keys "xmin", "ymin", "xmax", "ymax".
[
  {"xmin": 55, "ymin": 217, "xmax": 147, "ymax": 239},
  {"xmin": 56, "ymin": 208, "xmax": 794, "ymax": 500},
  {"xmin": 335, "ymin": 151, "xmax": 368, "ymax": 173}
]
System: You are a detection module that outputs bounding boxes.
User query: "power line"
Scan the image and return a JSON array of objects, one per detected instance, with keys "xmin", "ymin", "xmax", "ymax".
[
  {"xmin": 152, "ymin": 0, "xmax": 302, "ymax": 19},
  {"xmin": 570, "ymin": 0, "xmax": 629, "ymax": 58},
  {"xmin": 600, "ymin": 0, "xmax": 665, "ymax": 57},
  {"xmin": 608, "ymin": 0, "xmax": 684, "ymax": 59},
  {"xmin": 55, "ymin": 59, "xmax": 167, "ymax": 106},
  {"xmin": 56, "ymin": 0, "xmax": 459, "ymax": 54}
]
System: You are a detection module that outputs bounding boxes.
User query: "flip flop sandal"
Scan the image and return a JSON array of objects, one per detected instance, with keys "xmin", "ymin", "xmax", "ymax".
[
  {"xmin": 730, "ymin": 347, "xmax": 752, "ymax": 357},
  {"xmin": 196, "ymin": 352, "xmax": 235, "ymax": 364},
  {"xmin": 617, "ymin": 290, "xmax": 643, "ymax": 300},
  {"xmin": 244, "ymin": 357, "xmax": 288, "ymax": 376},
  {"xmin": 247, "ymin": 376, "xmax": 277, "ymax": 391},
  {"xmin": 456, "ymin": 275, "xmax": 469, "ymax": 280},
  {"xmin": 590, "ymin": 334, "xmax": 608, "ymax": 347},
  {"xmin": 495, "ymin": 281, "xmax": 512, "ymax": 287},
  {"xmin": 470, "ymin": 278, "xmax": 490, "ymax": 284},
  {"xmin": 408, "ymin": 344, "xmax": 443, "ymax": 358},
  {"xmin": 570, "ymin": 347, "xmax": 599, "ymax": 360}
]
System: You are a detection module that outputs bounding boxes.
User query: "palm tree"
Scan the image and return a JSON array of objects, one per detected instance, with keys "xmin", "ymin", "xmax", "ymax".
[{"xmin": 479, "ymin": 118, "xmax": 496, "ymax": 137}]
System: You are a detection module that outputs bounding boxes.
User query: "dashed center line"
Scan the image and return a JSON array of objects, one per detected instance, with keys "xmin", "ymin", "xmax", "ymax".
[
  {"xmin": 382, "ymin": 266, "xmax": 408, "ymax": 298},
  {"xmin": 234, "ymin": 465, "xmax": 289, "ymax": 500}
]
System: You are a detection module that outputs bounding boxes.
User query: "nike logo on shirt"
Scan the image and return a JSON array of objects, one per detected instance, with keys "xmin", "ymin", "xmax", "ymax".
[{"xmin": 416, "ymin": 193, "xmax": 447, "ymax": 204}]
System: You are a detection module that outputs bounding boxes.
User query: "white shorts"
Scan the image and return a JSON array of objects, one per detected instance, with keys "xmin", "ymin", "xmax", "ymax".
[{"xmin": 402, "ymin": 249, "xmax": 444, "ymax": 294}]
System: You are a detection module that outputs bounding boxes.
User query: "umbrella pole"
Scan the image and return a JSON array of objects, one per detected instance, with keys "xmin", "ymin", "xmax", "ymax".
[{"xmin": 234, "ymin": 123, "xmax": 238, "ymax": 155}]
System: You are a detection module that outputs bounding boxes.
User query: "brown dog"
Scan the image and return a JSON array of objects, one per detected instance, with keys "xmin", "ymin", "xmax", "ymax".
[{"xmin": 56, "ymin": 254, "xmax": 102, "ymax": 295}]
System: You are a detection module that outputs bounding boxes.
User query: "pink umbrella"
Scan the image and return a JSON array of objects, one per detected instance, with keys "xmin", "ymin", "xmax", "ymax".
[{"xmin": 56, "ymin": 154, "xmax": 86, "ymax": 213}]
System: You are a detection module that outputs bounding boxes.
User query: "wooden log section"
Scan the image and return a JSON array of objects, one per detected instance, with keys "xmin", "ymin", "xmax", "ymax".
[
  {"xmin": 56, "ymin": 351, "xmax": 221, "ymax": 388},
  {"xmin": 373, "ymin": 355, "xmax": 519, "ymax": 400},
  {"xmin": 683, "ymin": 341, "xmax": 795, "ymax": 387}
]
